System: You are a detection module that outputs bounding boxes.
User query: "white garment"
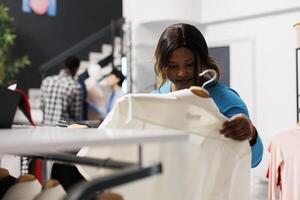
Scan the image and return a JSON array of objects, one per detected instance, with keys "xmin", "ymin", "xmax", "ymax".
[
  {"xmin": 2, "ymin": 179, "xmax": 41, "ymax": 200},
  {"xmin": 77, "ymin": 89, "xmax": 251, "ymax": 200},
  {"xmin": 33, "ymin": 184, "xmax": 66, "ymax": 200}
]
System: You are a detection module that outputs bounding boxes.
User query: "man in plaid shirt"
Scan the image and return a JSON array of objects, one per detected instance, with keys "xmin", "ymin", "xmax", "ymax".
[{"xmin": 40, "ymin": 56, "xmax": 83, "ymax": 125}]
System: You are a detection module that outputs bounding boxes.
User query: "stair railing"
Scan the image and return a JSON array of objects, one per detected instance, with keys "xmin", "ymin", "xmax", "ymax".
[{"xmin": 39, "ymin": 18, "xmax": 125, "ymax": 78}]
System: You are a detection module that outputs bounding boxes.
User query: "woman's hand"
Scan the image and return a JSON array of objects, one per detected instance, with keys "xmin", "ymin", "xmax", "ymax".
[{"xmin": 220, "ymin": 114, "xmax": 256, "ymax": 141}]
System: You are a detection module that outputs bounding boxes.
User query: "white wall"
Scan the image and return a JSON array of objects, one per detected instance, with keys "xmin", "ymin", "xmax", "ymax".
[
  {"xmin": 201, "ymin": 0, "xmax": 300, "ymax": 23},
  {"xmin": 123, "ymin": 0, "xmax": 201, "ymax": 24}
]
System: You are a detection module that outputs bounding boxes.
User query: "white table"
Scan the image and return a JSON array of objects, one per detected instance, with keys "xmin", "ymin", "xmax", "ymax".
[{"xmin": 0, "ymin": 127, "xmax": 188, "ymax": 154}]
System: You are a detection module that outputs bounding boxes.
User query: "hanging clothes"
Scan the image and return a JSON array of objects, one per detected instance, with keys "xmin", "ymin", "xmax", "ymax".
[
  {"xmin": 267, "ymin": 127, "xmax": 300, "ymax": 200},
  {"xmin": 77, "ymin": 89, "xmax": 251, "ymax": 200}
]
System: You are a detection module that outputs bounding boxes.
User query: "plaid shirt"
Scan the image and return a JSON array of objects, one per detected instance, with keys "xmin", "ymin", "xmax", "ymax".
[{"xmin": 40, "ymin": 71, "xmax": 83, "ymax": 125}]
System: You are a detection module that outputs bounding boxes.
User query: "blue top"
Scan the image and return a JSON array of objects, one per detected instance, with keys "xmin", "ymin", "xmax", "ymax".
[
  {"xmin": 97, "ymin": 89, "xmax": 125, "ymax": 118},
  {"xmin": 153, "ymin": 81, "xmax": 263, "ymax": 168},
  {"xmin": 106, "ymin": 89, "xmax": 125, "ymax": 113}
]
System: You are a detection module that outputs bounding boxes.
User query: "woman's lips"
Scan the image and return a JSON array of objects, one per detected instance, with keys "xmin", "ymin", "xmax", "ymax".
[{"xmin": 176, "ymin": 79, "xmax": 193, "ymax": 88}]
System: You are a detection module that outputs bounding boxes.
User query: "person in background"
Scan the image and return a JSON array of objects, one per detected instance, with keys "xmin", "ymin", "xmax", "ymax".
[
  {"xmin": 153, "ymin": 23, "xmax": 263, "ymax": 168},
  {"xmin": 40, "ymin": 56, "xmax": 85, "ymax": 190},
  {"xmin": 40, "ymin": 55, "xmax": 83, "ymax": 125},
  {"xmin": 50, "ymin": 68, "xmax": 125, "ymax": 190},
  {"xmin": 99, "ymin": 68, "xmax": 125, "ymax": 119}
]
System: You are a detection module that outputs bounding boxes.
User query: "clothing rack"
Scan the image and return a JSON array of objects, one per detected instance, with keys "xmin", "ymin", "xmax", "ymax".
[
  {"xmin": 22, "ymin": 153, "xmax": 137, "ymax": 169},
  {"xmin": 23, "ymin": 153, "xmax": 162, "ymax": 200},
  {"xmin": 0, "ymin": 127, "xmax": 188, "ymax": 200},
  {"xmin": 65, "ymin": 164, "xmax": 162, "ymax": 200}
]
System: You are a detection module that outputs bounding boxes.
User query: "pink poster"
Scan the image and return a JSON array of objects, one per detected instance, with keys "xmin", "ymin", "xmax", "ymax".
[{"xmin": 22, "ymin": 0, "xmax": 57, "ymax": 16}]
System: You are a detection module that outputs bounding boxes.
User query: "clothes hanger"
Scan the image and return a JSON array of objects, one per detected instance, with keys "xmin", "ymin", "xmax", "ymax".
[
  {"xmin": 199, "ymin": 69, "xmax": 217, "ymax": 88},
  {"xmin": 189, "ymin": 86, "xmax": 209, "ymax": 98},
  {"xmin": 188, "ymin": 69, "xmax": 217, "ymax": 98}
]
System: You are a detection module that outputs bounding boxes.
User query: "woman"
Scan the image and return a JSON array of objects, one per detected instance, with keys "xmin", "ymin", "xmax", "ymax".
[{"xmin": 153, "ymin": 23, "xmax": 263, "ymax": 168}]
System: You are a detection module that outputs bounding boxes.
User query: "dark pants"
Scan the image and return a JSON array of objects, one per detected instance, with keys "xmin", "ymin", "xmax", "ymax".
[{"xmin": 51, "ymin": 163, "xmax": 84, "ymax": 191}]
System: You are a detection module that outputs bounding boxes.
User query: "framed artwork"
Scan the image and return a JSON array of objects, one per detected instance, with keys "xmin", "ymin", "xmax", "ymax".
[{"xmin": 22, "ymin": 0, "xmax": 57, "ymax": 16}]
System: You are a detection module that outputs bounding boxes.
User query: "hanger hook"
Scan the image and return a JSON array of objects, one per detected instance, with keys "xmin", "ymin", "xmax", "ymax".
[{"xmin": 199, "ymin": 69, "xmax": 217, "ymax": 88}]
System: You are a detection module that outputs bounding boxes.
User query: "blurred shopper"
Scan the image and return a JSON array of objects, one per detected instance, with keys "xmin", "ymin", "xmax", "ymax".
[
  {"xmin": 99, "ymin": 68, "xmax": 125, "ymax": 119},
  {"xmin": 40, "ymin": 55, "xmax": 83, "ymax": 125}
]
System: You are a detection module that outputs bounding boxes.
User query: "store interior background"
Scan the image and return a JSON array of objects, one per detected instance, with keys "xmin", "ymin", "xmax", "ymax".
[{"xmin": 1, "ymin": 0, "xmax": 300, "ymax": 198}]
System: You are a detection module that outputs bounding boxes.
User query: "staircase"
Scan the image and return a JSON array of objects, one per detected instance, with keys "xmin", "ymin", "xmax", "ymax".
[
  {"xmin": 77, "ymin": 36, "xmax": 122, "ymax": 75},
  {"xmin": 15, "ymin": 18, "xmax": 129, "ymax": 124}
]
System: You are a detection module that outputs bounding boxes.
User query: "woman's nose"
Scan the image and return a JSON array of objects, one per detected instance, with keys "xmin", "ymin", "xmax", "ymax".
[{"xmin": 177, "ymin": 67, "xmax": 187, "ymax": 78}]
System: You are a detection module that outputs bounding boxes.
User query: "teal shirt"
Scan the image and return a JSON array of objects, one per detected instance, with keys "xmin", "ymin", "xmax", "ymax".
[{"xmin": 153, "ymin": 81, "xmax": 263, "ymax": 168}]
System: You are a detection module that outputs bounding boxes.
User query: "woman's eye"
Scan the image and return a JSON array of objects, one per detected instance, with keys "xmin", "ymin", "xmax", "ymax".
[
  {"xmin": 167, "ymin": 65, "xmax": 177, "ymax": 69},
  {"xmin": 186, "ymin": 63, "xmax": 195, "ymax": 67}
]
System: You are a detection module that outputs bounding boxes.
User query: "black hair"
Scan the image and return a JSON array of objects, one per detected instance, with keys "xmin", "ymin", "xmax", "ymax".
[
  {"xmin": 154, "ymin": 23, "xmax": 220, "ymax": 88},
  {"xmin": 64, "ymin": 55, "xmax": 80, "ymax": 70},
  {"xmin": 110, "ymin": 68, "xmax": 125, "ymax": 87}
]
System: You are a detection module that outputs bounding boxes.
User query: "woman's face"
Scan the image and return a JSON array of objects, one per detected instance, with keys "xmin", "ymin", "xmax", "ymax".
[
  {"xmin": 165, "ymin": 47, "xmax": 197, "ymax": 91},
  {"xmin": 107, "ymin": 74, "xmax": 120, "ymax": 87}
]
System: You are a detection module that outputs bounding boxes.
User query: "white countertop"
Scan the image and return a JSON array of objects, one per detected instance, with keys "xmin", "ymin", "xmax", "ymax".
[{"xmin": 0, "ymin": 127, "xmax": 189, "ymax": 154}]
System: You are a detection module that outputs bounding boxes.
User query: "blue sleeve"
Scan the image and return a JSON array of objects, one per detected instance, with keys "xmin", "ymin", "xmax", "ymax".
[
  {"xmin": 210, "ymin": 85, "xmax": 263, "ymax": 168},
  {"xmin": 251, "ymin": 134, "xmax": 263, "ymax": 168},
  {"xmin": 224, "ymin": 105, "xmax": 263, "ymax": 168}
]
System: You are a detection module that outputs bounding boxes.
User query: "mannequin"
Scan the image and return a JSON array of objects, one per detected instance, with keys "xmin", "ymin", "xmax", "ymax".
[
  {"xmin": 2, "ymin": 174, "xmax": 41, "ymax": 200},
  {"xmin": 0, "ymin": 168, "xmax": 16, "ymax": 199},
  {"xmin": 33, "ymin": 179, "xmax": 66, "ymax": 200},
  {"xmin": 98, "ymin": 192, "xmax": 124, "ymax": 200}
]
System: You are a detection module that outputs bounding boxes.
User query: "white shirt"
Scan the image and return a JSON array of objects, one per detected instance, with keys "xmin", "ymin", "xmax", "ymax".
[{"xmin": 77, "ymin": 89, "xmax": 251, "ymax": 200}]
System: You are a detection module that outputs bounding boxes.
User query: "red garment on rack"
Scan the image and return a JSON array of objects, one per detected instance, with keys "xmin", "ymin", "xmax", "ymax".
[
  {"xmin": 15, "ymin": 89, "xmax": 35, "ymax": 127},
  {"xmin": 15, "ymin": 89, "xmax": 42, "ymax": 182}
]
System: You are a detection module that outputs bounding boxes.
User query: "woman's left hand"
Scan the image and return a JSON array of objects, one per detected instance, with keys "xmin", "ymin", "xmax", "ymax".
[{"xmin": 219, "ymin": 114, "xmax": 255, "ymax": 141}]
